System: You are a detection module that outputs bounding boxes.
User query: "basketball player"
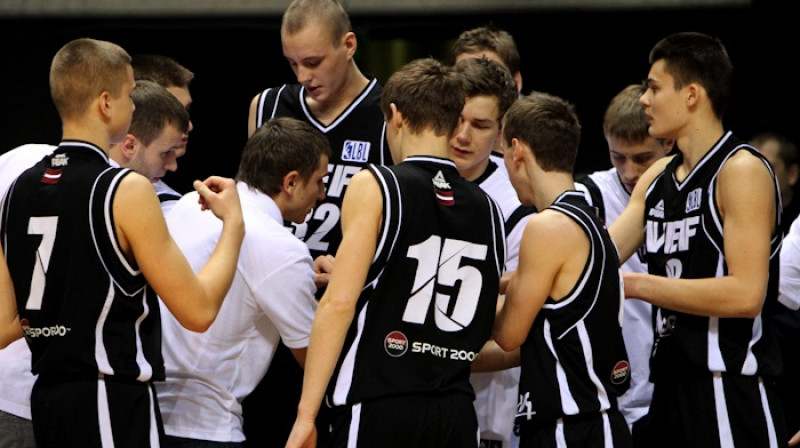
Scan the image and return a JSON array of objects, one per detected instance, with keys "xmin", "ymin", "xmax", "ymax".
[
  {"xmin": 0, "ymin": 38, "xmax": 244, "ymax": 448},
  {"xmin": 245, "ymin": 1, "xmax": 391, "ymax": 444},
  {"xmin": 451, "ymin": 25, "xmax": 524, "ymax": 94},
  {"xmin": 247, "ymin": 0, "xmax": 390, "ymax": 264},
  {"xmin": 285, "ymin": 58, "xmax": 506, "ymax": 448},
  {"xmin": 609, "ymin": 32, "xmax": 787, "ymax": 447},
  {"xmin": 489, "ymin": 91, "xmax": 632, "ymax": 447},
  {"xmin": 0, "ymin": 78, "xmax": 190, "ymax": 448},
  {"xmin": 574, "ymin": 83, "xmax": 673, "ymax": 444},
  {"xmin": 132, "ymin": 54, "xmax": 195, "ymax": 208},
  {"xmin": 448, "ymin": 56, "xmax": 532, "ymax": 448}
]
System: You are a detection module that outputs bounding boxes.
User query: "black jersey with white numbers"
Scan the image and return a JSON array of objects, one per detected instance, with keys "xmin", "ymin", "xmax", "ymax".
[
  {"xmin": 515, "ymin": 191, "xmax": 630, "ymax": 425},
  {"xmin": 642, "ymin": 131, "xmax": 783, "ymax": 379},
  {"xmin": 326, "ymin": 156, "xmax": 506, "ymax": 406},
  {"xmin": 253, "ymin": 78, "xmax": 391, "ymax": 260},
  {"xmin": 1, "ymin": 141, "xmax": 163, "ymax": 382}
]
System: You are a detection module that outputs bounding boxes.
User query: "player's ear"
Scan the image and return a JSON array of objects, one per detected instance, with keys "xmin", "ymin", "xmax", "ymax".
[
  {"xmin": 122, "ymin": 134, "xmax": 137, "ymax": 157},
  {"xmin": 343, "ymin": 31, "xmax": 357, "ymax": 58},
  {"xmin": 389, "ymin": 103, "xmax": 403, "ymax": 129},
  {"xmin": 283, "ymin": 170, "xmax": 300, "ymax": 194},
  {"xmin": 99, "ymin": 91, "xmax": 113, "ymax": 119}
]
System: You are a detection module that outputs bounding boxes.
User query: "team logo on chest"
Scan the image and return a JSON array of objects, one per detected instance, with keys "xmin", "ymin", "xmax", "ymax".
[
  {"xmin": 649, "ymin": 199, "xmax": 665, "ymax": 219},
  {"xmin": 341, "ymin": 140, "xmax": 371, "ymax": 163},
  {"xmin": 433, "ymin": 170, "xmax": 454, "ymax": 206},
  {"xmin": 686, "ymin": 188, "xmax": 702, "ymax": 213}
]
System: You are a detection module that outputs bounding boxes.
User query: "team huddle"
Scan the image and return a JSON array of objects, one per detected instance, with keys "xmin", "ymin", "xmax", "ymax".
[{"xmin": 0, "ymin": 1, "xmax": 797, "ymax": 448}]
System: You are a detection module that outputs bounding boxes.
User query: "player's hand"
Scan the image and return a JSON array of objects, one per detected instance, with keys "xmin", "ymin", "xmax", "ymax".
[
  {"xmin": 499, "ymin": 270, "xmax": 513, "ymax": 296},
  {"xmin": 789, "ymin": 428, "xmax": 800, "ymax": 447},
  {"xmin": 285, "ymin": 419, "xmax": 317, "ymax": 448},
  {"xmin": 313, "ymin": 254, "xmax": 335, "ymax": 288},
  {"xmin": 193, "ymin": 176, "xmax": 243, "ymax": 223}
]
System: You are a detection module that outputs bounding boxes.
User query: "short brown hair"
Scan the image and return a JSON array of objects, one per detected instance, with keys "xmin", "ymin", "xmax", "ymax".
[
  {"xmin": 132, "ymin": 54, "xmax": 194, "ymax": 89},
  {"xmin": 128, "ymin": 80, "xmax": 190, "ymax": 147},
  {"xmin": 603, "ymin": 83, "xmax": 651, "ymax": 144},
  {"xmin": 454, "ymin": 57, "xmax": 518, "ymax": 125},
  {"xmin": 503, "ymin": 91, "xmax": 581, "ymax": 173},
  {"xmin": 381, "ymin": 58, "xmax": 464, "ymax": 137},
  {"xmin": 282, "ymin": 0, "xmax": 352, "ymax": 46},
  {"xmin": 236, "ymin": 117, "xmax": 332, "ymax": 196},
  {"xmin": 50, "ymin": 38, "xmax": 131, "ymax": 120},
  {"xmin": 451, "ymin": 25, "xmax": 521, "ymax": 76}
]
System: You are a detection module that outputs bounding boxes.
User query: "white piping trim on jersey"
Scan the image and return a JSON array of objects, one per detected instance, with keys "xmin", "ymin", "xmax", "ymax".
[
  {"xmin": 348, "ymin": 403, "xmax": 362, "ymax": 448},
  {"xmin": 90, "ymin": 168, "xmax": 146, "ymax": 298},
  {"xmin": 547, "ymin": 201, "xmax": 610, "ymax": 343},
  {"xmin": 543, "ymin": 204, "xmax": 596, "ymax": 311},
  {"xmin": 578, "ymin": 320, "xmax": 612, "ymax": 412},
  {"xmin": 759, "ymin": 377, "xmax": 780, "ymax": 448},
  {"xmin": 64, "ymin": 141, "xmax": 110, "ymax": 164},
  {"xmin": 379, "ymin": 122, "xmax": 388, "ymax": 165},
  {"xmin": 134, "ymin": 287, "xmax": 153, "ymax": 382},
  {"xmin": 544, "ymin": 318, "xmax": 580, "ymax": 415},
  {"xmin": 299, "ymin": 78, "xmax": 378, "ymax": 133},
  {"xmin": 256, "ymin": 87, "xmax": 272, "ymax": 128},
  {"xmin": 371, "ymin": 166, "xmax": 399, "ymax": 265},
  {"xmin": 404, "ymin": 155, "xmax": 457, "ymax": 169},
  {"xmin": 95, "ymin": 280, "xmax": 115, "ymax": 376},
  {"xmin": 486, "ymin": 194, "xmax": 506, "ymax": 277},
  {"xmin": 96, "ymin": 378, "xmax": 115, "ymax": 447},
  {"xmin": 147, "ymin": 385, "xmax": 160, "ymax": 447},
  {"xmin": 332, "ymin": 300, "xmax": 368, "ymax": 405},
  {"xmin": 672, "ymin": 131, "xmax": 732, "ymax": 192},
  {"xmin": 712, "ymin": 372, "xmax": 735, "ymax": 447}
]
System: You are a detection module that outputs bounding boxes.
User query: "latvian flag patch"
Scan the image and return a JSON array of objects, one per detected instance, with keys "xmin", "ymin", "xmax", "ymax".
[
  {"xmin": 432, "ymin": 170, "xmax": 454, "ymax": 206},
  {"xmin": 41, "ymin": 168, "xmax": 63, "ymax": 184}
]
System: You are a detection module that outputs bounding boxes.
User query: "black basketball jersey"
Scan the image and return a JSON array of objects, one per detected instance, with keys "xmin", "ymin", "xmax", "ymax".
[
  {"xmin": 254, "ymin": 78, "xmax": 391, "ymax": 260},
  {"xmin": 516, "ymin": 191, "xmax": 630, "ymax": 425},
  {"xmin": 1, "ymin": 141, "xmax": 163, "ymax": 382},
  {"xmin": 642, "ymin": 131, "xmax": 783, "ymax": 379},
  {"xmin": 326, "ymin": 156, "xmax": 506, "ymax": 406}
]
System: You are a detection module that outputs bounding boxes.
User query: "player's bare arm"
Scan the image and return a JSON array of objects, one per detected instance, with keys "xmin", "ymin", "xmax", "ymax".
[
  {"xmin": 0, "ymin": 252, "xmax": 21, "ymax": 348},
  {"xmin": 609, "ymin": 156, "xmax": 672, "ymax": 263},
  {"xmin": 286, "ymin": 170, "xmax": 382, "ymax": 448},
  {"xmin": 494, "ymin": 210, "xmax": 585, "ymax": 350},
  {"xmin": 623, "ymin": 151, "xmax": 775, "ymax": 317},
  {"xmin": 115, "ymin": 173, "xmax": 244, "ymax": 332},
  {"xmin": 247, "ymin": 93, "xmax": 262, "ymax": 138}
]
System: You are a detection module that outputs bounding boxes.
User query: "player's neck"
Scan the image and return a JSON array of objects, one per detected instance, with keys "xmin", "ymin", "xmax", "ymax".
[
  {"xmin": 399, "ymin": 132, "xmax": 450, "ymax": 161},
  {"xmin": 61, "ymin": 120, "xmax": 113, "ymax": 153},
  {"xmin": 308, "ymin": 65, "xmax": 369, "ymax": 125},
  {"xmin": 675, "ymin": 117, "xmax": 725, "ymax": 174},
  {"xmin": 532, "ymin": 171, "xmax": 575, "ymax": 211}
]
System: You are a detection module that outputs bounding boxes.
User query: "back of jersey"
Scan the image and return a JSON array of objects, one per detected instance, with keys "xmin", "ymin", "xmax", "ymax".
[
  {"xmin": 1, "ymin": 142, "xmax": 158, "ymax": 381},
  {"xmin": 327, "ymin": 156, "xmax": 506, "ymax": 406}
]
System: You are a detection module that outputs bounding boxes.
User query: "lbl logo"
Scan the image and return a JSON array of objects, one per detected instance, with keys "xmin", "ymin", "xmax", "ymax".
[{"xmin": 342, "ymin": 140, "xmax": 370, "ymax": 163}]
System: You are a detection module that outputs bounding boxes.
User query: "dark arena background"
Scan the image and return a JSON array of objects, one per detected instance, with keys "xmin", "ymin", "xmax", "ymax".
[{"xmin": 0, "ymin": 0, "xmax": 794, "ymax": 191}]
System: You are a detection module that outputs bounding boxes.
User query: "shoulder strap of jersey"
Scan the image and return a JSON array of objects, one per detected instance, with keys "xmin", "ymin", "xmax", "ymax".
[{"xmin": 575, "ymin": 175, "xmax": 606, "ymax": 225}]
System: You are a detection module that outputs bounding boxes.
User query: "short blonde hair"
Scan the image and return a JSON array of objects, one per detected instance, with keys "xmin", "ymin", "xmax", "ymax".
[{"xmin": 49, "ymin": 38, "xmax": 131, "ymax": 120}]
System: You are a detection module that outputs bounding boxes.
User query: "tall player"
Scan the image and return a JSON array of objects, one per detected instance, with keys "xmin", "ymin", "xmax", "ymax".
[
  {"xmin": 285, "ymin": 58, "xmax": 505, "ymax": 448},
  {"xmin": 575, "ymin": 83, "xmax": 673, "ymax": 444},
  {"xmin": 610, "ymin": 32, "xmax": 788, "ymax": 447},
  {"xmin": 245, "ymin": 1, "xmax": 391, "ymax": 444},
  {"xmin": 247, "ymin": 0, "xmax": 390, "ymax": 265}
]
